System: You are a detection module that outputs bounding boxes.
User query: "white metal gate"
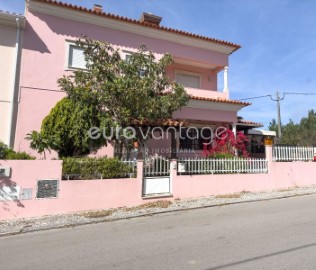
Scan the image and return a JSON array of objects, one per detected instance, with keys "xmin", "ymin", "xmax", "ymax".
[{"xmin": 143, "ymin": 156, "xmax": 171, "ymax": 196}]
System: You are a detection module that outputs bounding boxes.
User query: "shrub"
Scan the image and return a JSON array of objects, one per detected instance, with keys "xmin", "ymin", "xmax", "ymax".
[
  {"xmin": 0, "ymin": 141, "xmax": 35, "ymax": 160},
  {"xmin": 6, "ymin": 151, "xmax": 36, "ymax": 160},
  {"xmin": 62, "ymin": 157, "xmax": 135, "ymax": 180}
]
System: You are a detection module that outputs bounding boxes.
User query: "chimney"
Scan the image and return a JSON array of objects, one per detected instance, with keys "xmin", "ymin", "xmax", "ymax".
[
  {"xmin": 140, "ymin": 12, "xmax": 162, "ymax": 25},
  {"xmin": 93, "ymin": 4, "xmax": 103, "ymax": 13}
]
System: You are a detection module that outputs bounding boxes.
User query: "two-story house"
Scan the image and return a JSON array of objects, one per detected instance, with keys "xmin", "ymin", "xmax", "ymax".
[{"xmin": 14, "ymin": 0, "xmax": 255, "ymax": 158}]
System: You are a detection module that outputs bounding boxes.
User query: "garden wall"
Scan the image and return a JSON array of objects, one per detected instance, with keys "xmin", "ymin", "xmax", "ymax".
[{"xmin": 1, "ymin": 146, "xmax": 316, "ymax": 220}]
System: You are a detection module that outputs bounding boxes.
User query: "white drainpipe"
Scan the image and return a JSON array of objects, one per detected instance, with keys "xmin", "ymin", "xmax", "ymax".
[{"xmin": 8, "ymin": 17, "xmax": 21, "ymax": 147}]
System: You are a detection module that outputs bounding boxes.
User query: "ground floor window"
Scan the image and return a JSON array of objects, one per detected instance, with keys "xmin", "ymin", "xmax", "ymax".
[
  {"xmin": 179, "ymin": 128, "xmax": 212, "ymax": 150},
  {"xmin": 249, "ymin": 135, "xmax": 265, "ymax": 154}
]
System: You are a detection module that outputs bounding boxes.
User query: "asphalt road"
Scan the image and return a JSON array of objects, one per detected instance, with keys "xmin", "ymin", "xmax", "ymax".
[{"xmin": 1, "ymin": 194, "xmax": 316, "ymax": 270}]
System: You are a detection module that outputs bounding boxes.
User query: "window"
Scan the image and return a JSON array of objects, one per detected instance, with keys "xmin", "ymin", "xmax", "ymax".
[
  {"xmin": 125, "ymin": 53, "xmax": 132, "ymax": 63},
  {"xmin": 249, "ymin": 136, "xmax": 265, "ymax": 154},
  {"xmin": 175, "ymin": 71, "xmax": 201, "ymax": 89},
  {"xmin": 124, "ymin": 52, "xmax": 147, "ymax": 78},
  {"xmin": 179, "ymin": 128, "xmax": 212, "ymax": 150},
  {"xmin": 68, "ymin": 44, "xmax": 87, "ymax": 69}
]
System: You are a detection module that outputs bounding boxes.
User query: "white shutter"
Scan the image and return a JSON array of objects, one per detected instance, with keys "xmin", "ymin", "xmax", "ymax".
[
  {"xmin": 175, "ymin": 73, "xmax": 200, "ymax": 88},
  {"xmin": 69, "ymin": 45, "xmax": 86, "ymax": 69}
]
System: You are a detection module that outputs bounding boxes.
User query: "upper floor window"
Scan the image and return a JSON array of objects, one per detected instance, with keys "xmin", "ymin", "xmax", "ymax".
[
  {"xmin": 175, "ymin": 70, "xmax": 201, "ymax": 89},
  {"xmin": 123, "ymin": 51, "xmax": 147, "ymax": 78},
  {"xmin": 67, "ymin": 44, "xmax": 87, "ymax": 70}
]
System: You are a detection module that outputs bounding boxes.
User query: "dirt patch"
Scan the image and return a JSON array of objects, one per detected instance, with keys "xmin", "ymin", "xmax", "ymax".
[
  {"xmin": 215, "ymin": 191, "xmax": 251, "ymax": 199},
  {"xmin": 215, "ymin": 193, "xmax": 241, "ymax": 199},
  {"xmin": 124, "ymin": 200, "xmax": 172, "ymax": 212},
  {"xmin": 278, "ymin": 187, "xmax": 296, "ymax": 192},
  {"xmin": 80, "ymin": 209, "xmax": 114, "ymax": 218}
]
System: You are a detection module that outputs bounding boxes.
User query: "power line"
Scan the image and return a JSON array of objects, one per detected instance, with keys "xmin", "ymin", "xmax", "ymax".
[
  {"xmin": 240, "ymin": 92, "xmax": 316, "ymax": 100},
  {"xmin": 238, "ymin": 91, "xmax": 316, "ymax": 142},
  {"xmin": 283, "ymin": 92, "xmax": 316, "ymax": 96},
  {"xmin": 239, "ymin": 95, "xmax": 272, "ymax": 101}
]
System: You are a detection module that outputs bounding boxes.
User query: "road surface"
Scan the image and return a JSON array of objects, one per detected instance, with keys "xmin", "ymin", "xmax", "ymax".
[{"xmin": 1, "ymin": 194, "xmax": 316, "ymax": 270}]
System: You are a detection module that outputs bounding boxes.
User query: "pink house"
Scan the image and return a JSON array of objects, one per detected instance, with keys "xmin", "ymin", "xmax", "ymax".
[{"xmin": 14, "ymin": 0, "xmax": 259, "ymax": 159}]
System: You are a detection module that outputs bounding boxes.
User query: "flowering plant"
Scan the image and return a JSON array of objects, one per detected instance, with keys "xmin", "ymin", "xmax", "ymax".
[{"xmin": 203, "ymin": 129, "xmax": 249, "ymax": 158}]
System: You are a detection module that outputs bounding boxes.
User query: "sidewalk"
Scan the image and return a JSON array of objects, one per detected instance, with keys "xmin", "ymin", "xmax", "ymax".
[{"xmin": 1, "ymin": 185, "xmax": 316, "ymax": 237}]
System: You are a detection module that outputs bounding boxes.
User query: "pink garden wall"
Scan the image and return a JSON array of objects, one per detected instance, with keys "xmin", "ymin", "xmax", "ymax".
[{"xmin": 2, "ymin": 146, "xmax": 316, "ymax": 220}]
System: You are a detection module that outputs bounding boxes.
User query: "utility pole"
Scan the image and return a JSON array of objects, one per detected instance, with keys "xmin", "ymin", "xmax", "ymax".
[
  {"xmin": 270, "ymin": 91, "xmax": 284, "ymax": 143},
  {"xmin": 270, "ymin": 91, "xmax": 284, "ymax": 142},
  {"xmin": 276, "ymin": 91, "xmax": 282, "ymax": 141}
]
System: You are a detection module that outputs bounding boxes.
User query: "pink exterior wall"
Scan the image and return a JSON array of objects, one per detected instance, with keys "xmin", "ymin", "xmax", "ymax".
[
  {"xmin": 15, "ymin": 10, "xmax": 230, "ymax": 157},
  {"xmin": 14, "ymin": 87, "xmax": 66, "ymax": 156},
  {"xmin": 173, "ymin": 107, "xmax": 237, "ymax": 123},
  {"xmin": 0, "ymin": 160, "xmax": 145, "ymax": 220},
  {"xmin": 20, "ymin": 11, "xmax": 228, "ymax": 90},
  {"xmin": 2, "ymin": 146, "xmax": 316, "ymax": 220}
]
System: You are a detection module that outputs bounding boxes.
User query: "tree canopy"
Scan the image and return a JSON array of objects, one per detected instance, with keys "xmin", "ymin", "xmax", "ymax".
[
  {"xmin": 40, "ymin": 97, "xmax": 110, "ymax": 157},
  {"xmin": 28, "ymin": 37, "xmax": 190, "ymax": 157},
  {"xmin": 269, "ymin": 109, "xmax": 316, "ymax": 146}
]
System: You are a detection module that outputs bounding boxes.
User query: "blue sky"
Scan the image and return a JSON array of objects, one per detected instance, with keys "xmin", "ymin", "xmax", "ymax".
[{"xmin": 2, "ymin": 0, "xmax": 316, "ymax": 128}]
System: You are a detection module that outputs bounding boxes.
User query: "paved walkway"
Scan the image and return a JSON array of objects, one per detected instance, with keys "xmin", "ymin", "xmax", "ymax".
[{"xmin": 1, "ymin": 185, "xmax": 316, "ymax": 237}]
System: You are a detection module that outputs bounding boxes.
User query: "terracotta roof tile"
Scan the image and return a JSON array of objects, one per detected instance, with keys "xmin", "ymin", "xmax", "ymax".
[
  {"xmin": 237, "ymin": 119, "xmax": 263, "ymax": 127},
  {"xmin": 131, "ymin": 119, "xmax": 188, "ymax": 127},
  {"xmin": 189, "ymin": 95, "xmax": 251, "ymax": 106},
  {"xmin": 33, "ymin": 0, "xmax": 241, "ymax": 53}
]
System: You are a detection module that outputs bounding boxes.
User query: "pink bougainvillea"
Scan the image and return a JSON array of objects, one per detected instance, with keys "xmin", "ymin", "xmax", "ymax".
[{"xmin": 203, "ymin": 129, "xmax": 249, "ymax": 158}]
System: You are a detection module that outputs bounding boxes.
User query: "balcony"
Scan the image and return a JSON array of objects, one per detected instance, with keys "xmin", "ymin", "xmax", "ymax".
[
  {"xmin": 167, "ymin": 60, "xmax": 230, "ymax": 100},
  {"xmin": 184, "ymin": 87, "xmax": 228, "ymax": 100}
]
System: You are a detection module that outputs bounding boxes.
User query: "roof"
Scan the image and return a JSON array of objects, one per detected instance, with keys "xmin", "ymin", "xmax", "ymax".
[
  {"xmin": 237, "ymin": 119, "xmax": 263, "ymax": 128},
  {"xmin": 190, "ymin": 95, "xmax": 251, "ymax": 106},
  {"xmin": 131, "ymin": 119, "xmax": 188, "ymax": 127},
  {"xmin": 0, "ymin": 10, "xmax": 25, "ymax": 28},
  {"xmin": 248, "ymin": 129, "xmax": 276, "ymax": 136},
  {"xmin": 31, "ymin": 0, "xmax": 241, "ymax": 53}
]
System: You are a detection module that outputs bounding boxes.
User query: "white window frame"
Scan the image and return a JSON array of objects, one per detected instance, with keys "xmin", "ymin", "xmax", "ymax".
[
  {"xmin": 122, "ymin": 50, "xmax": 148, "ymax": 77},
  {"xmin": 65, "ymin": 41, "xmax": 87, "ymax": 71},
  {"xmin": 175, "ymin": 70, "xmax": 202, "ymax": 89}
]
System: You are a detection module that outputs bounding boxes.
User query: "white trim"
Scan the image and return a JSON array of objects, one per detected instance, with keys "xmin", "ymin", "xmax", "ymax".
[
  {"xmin": 223, "ymin": 66, "xmax": 229, "ymax": 93},
  {"xmin": 0, "ymin": 11, "xmax": 25, "ymax": 28},
  {"xmin": 64, "ymin": 41, "xmax": 87, "ymax": 71},
  {"xmin": 187, "ymin": 99, "xmax": 246, "ymax": 111},
  {"xmin": 8, "ymin": 17, "xmax": 21, "ymax": 147},
  {"xmin": 248, "ymin": 130, "xmax": 277, "ymax": 136},
  {"xmin": 28, "ymin": 1, "xmax": 237, "ymax": 55}
]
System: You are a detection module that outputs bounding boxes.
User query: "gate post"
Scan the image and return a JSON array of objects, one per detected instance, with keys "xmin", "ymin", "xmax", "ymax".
[{"xmin": 137, "ymin": 160, "xmax": 144, "ymax": 196}]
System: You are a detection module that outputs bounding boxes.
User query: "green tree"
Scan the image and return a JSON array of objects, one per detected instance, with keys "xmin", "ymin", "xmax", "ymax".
[
  {"xmin": 25, "ymin": 131, "xmax": 54, "ymax": 159},
  {"xmin": 298, "ymin": 110, "xmax": 316, "ymax": 146},
  {"xmin": 40, "ymin": 97, "xmax": 111, "ymax": 157},
  {"xmin": 268, "ymin": 119, "xmax": 278, "ymax": 133},
  {"xmin": 269, "ymin": 110, "xmax": 316, "ymax": 146},
  {"xmin": 57, "ymin": 37, "xmax": 189, "ymax": 157},
  {"xmin": 279, "ymin": 120, "xmax": 299, "ymax": 145}
]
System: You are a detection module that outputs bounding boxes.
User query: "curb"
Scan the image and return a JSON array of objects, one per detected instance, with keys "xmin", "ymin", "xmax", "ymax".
[{"xmin": 1, "ymin": 191, "xmax": 316, "ymax": 237}]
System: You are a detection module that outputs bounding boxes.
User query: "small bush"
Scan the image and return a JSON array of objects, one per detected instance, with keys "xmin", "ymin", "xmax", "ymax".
[
  {"xmin": 62, "ymin": 157, "xmax": 135, "ymax": 180},
  {"xmin": 6, "ymin": 151, "xmax": 36, "ymax": 160},
  {"xmin": 0, "ymin": 141, "xmax": 35, "ymax": 160}
]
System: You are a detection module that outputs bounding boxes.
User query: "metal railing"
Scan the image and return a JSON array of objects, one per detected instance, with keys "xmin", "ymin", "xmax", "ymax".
[
  {"xmin": 177, "ymin": 158, "xmax": 268, "ymax": 174},
  {"xmin": 143, "ymin": 156, "xmax": 170, "ymax": 177},
  {"xmin": 273, "ymin": 146, "xmax": 316, "ymax": 162}
]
